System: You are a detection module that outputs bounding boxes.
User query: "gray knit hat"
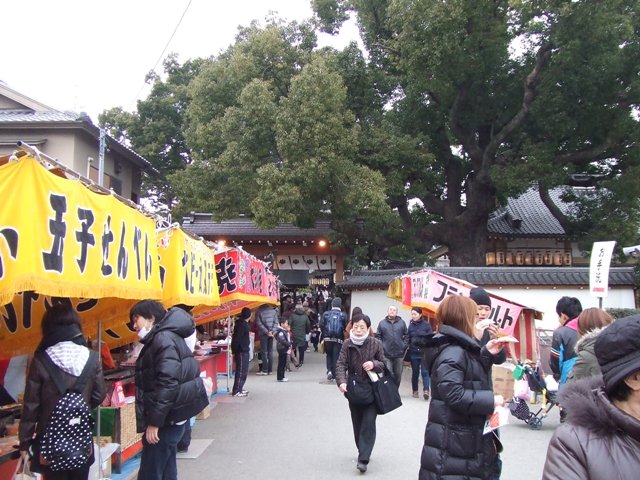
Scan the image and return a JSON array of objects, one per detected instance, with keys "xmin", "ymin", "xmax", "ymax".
[{"xmin": 594, "ymin": 314, "xmax": 640, "ymax": 394}]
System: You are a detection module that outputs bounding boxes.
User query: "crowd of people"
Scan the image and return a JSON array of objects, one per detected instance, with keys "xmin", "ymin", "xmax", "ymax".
[{"xmin": 15, "ymin": 287, "xmax": 640, "ymax": 479}]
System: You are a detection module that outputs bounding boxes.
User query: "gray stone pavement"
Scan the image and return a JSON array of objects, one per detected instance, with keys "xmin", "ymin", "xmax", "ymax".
[{"xmin": 176, "ymin": 351, "xmax": 559, "ymax": 479}]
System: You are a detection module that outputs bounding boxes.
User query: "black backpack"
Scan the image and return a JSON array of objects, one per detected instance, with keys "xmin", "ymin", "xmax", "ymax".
[
  {"xmin": 324, "ymin": 310, "xmax": 344, "ymax": 338},
  {"xmin": 38, "ymin": 351, "xmax": 97, "ymax": 471}
]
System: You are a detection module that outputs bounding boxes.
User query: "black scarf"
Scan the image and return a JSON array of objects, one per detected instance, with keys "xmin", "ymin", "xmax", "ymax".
[{"xmin": 36, "ymin": 324, "xmax": 86, "ymax": 352}]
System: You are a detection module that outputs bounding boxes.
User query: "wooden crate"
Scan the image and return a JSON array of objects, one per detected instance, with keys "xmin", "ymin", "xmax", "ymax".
[{"xmin": 118, "ymin": 402, "xmax": 142, "ymax": 450}]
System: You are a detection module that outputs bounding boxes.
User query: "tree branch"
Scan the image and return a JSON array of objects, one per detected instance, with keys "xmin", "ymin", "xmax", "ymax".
[
  {"xmin": 449, "ymin": 81, "xmax": 483, "ymax": 161},
  {"xmin": 553, "ymin": 134, "xmax": 617, "ymax": 166},
  {"xmin": 484, "ymin": 42, "xmax": 553, "ymax": 162},
  {"xmin": 538, "ymin": 182, "xmax": 574, "ymax": 234}
]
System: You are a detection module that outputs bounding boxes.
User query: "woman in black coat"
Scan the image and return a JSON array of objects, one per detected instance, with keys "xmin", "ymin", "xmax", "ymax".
[{"xmin": 418, "ymin": 295, "xmax": 507, "ymax": 480}]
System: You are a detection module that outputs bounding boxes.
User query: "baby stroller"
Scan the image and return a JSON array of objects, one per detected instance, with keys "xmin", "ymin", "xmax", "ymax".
[{"xmin": 508, "ymin": 361, "xmax": 558, "ymax": 430}]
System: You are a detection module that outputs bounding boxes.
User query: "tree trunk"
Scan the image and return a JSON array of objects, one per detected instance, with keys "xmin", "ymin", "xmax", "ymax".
[{"xmin": 445, "ymin": 221, "xmax": 488, "ymax": 266}]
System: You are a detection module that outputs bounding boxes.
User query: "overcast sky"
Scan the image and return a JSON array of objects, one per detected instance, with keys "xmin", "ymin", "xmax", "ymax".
[{"xmin": 2, "ymin": 0, "xmax": 358, "ymax": 121}]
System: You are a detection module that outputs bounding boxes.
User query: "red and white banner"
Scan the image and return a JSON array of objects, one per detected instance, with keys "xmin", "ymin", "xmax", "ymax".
[{"xmin": 400, "ymin": 269, "xmax": 529, "ymax": 335}]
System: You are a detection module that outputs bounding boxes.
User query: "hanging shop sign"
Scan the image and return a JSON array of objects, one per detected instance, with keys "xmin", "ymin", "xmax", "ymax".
[
  {"xmin": 0, "ymin": 155, "xmax": 163, "ymax": 358},
  {"xmin": 158, "ymin": 227, "xmax": 220, "ymax": 308},
  {"xmin": 391, "ymin": 269, "xmax": 542, "ymax": 334},
  {"xmin": 101, "ymin": 248, "xmax": 279, "ymax": 349},
  {"xmin": 0, "ymin": 155, "xmax": 162, "ymax": 305},
  {"xmin": 387, "ymin": 269, "xmax": 543, "ymax": 361}
]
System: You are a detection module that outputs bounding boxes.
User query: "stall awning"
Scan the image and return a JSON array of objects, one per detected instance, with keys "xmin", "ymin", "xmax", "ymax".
[{"xmin": 0, "ymin": 154, "xmax": 164, "ymax": 358}]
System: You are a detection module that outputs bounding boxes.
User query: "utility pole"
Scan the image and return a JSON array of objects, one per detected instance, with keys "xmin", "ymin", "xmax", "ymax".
[{"xmin": 98, "ymin": 128, "xmax": 106, "ymax": 187}]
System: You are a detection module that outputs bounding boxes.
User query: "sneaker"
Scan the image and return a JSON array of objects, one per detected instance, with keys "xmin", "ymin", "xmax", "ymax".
[
  {"xmin": 241, "ymin": 390, "xmax": 249, "ymax": 395},
  {"xmin": 233, "ymin": 391, "xmax": 248, "ymax": 397},
  {"xmin": 256, "ymin": 371, "xmax": 267, "ymax": 376},
  {"xmin": 327, "ymin": 373, "xmax": 334, "ymax": 381},
  {"xmin": 357, "ymin": 462, "xmax": 367, "ymax": 473},
  {"xmin": 278, "ymin": 378, "xmax": 289, "ymax": 382},
  {"xmin": 267, "ymin": 372, "xmax": 273, "ymax": 375}
]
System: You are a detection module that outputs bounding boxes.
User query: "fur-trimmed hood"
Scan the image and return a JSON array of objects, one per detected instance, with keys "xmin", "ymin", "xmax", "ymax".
[
  {"xmin": 560, "ymin": 376, "xmax": 640, "ymax": 442},
  {"xmin": 574, "ymin": 327, "xmax": 602, "ymax": 351}
]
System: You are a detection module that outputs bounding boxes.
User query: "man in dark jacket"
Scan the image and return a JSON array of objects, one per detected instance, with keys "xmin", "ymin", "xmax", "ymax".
[
  {"xmin": 550, "ymin": 296, "xmax": 581, "ymax": 422},
  {"xmin": 231, "ymin": 307, "xmax": 252, "ymax": 396},
  {"xmin": 550, "ymin": 296, "xmax": 582, "ymax": 383},
  {"xmin": 255, "ymin": 303, "xmax": 279, "ymax": 375},
  {"xmin": 375, "ymin": 305, "xmax": 408, "ymax": 387},
  {"xmin": 131, "ymin": 300, "xmax": 209, "ymax": 480},
  {"xmin": 289, "ymin": 303, "xmax": 311, "ymax": 366},
  {"xmin": 320, "ymin": 297, "xmax": 347, "ymax": 381}
]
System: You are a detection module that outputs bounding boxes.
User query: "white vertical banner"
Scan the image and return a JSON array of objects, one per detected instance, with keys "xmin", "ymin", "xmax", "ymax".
[{"xmin": 589, "ymin": 241, "xmax": 616, "ymax": 298}]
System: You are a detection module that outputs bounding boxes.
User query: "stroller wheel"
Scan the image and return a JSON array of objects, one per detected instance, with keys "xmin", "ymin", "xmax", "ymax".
[{"xmin": 529, "ymin": 417, "xmax": 542, "ymax": 430}]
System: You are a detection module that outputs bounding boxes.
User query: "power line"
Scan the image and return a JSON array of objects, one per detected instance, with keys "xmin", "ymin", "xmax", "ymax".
[{"xmin": 130, "ymin": 0, "xmax": 193, "ymax": 110}]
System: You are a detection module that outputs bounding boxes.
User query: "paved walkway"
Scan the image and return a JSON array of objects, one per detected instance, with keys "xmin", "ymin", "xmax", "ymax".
[{"xmin": 170, "ymin": 350, "xmax": 558, "ymax": 479}]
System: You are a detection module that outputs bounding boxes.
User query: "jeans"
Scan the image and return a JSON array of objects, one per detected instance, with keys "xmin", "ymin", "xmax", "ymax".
[
  {"xmin": 232, "ymin": 351, "xmax": 250, "ymax": 394},
  {"xmin": 277, "ymin": 351, "xmax": 288, "ymax": 380},
  {"xmin": 383, "ymin": 357, "xmax": 404, "ymax": 387},
  {"xmin": 410, "ymin": 355, "xmax": 430, "ymax": 392},
  {"xmin": 325, "ymin": 340, "xmax": 341, "ymax": 377},
  {"xmin": 296, "ymin": 344, "xmax": 306, "ymax": 364},
  {"xmin": 259, "ymin": 334, "xmax": 274, "ymax": 373},
  {"xmin": 138, "ymin": 423, "xmax": 186, "ymax": 480},
  {"xmin": 348, "ymin": 400, "xmax": 378, "ymax": 464},
  {"xmin": 177, "ymin": 421, "xmax": 191, "ymax": 451}
]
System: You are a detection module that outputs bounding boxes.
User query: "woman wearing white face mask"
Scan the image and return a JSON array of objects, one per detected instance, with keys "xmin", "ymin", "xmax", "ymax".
[{"xmin": 129, "ymin": 300, "xmax": 209, "ymax": 480}]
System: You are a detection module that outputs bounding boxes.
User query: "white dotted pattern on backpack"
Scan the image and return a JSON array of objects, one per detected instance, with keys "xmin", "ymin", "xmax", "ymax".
[{"xmin": 40, "ymin": 391, "xmax": 93, "ymax": 471}]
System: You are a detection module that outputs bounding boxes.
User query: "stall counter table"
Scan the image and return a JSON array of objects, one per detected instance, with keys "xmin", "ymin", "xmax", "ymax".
[{"xmin": 195, "ymin": 353, "xmax": 219, "ymax": 394}]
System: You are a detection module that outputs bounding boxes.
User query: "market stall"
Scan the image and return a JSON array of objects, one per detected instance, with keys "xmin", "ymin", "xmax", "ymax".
[
  {"xmin": 0, "ymin": 150, "xmax": 165, "ymax": 475},
  {"xmin": 388, "ymin": 269, "xmax": 543, "ymax": 361}
]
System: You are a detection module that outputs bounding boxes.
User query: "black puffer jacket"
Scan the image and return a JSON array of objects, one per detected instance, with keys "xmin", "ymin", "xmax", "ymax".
[
  {"xmin": 419, "ymin": 325, "xmax": 498, "ymax": 480},
  {"xmin": 135, "ymin": 308, "xmax": 208, "ymax": 432},
  {"xmin": 543, "ymin": 376, "xmax": 640, "ymax": 479}
]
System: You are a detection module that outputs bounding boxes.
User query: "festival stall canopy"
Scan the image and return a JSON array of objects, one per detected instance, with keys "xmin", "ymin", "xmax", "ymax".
[
  {"xmin": 388, "ymin": 269, "xmax": 543, "ymax": 361},
  {"xmin": 102, "ymin": 246, "xmax": 278, "ymax": 349},
  {"xmin": 0, "ymin": 153, "xmax": 163, "ymax": 358}
]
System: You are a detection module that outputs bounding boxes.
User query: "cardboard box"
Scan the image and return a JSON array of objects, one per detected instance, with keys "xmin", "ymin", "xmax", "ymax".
[
  {"xmin": 492, "ymin": 364, "xmax": 515, "ymax": 400},
  {"xmin": 196, "ymin": 405, "xmax": 211, "ymax": 420}
]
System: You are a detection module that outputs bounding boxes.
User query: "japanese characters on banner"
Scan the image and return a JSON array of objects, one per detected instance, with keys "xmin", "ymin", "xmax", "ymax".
[
  {"xmin": 158, "ymin": 227, "xmax": 220, "ymax": 308},
  {"xmin": 401, "ymin": 269, "xmax": 524, "ymax": 334},
  {"xmin": 0, "ymin": 155, "xmax": 162, "ymax": 304},
  {"xmin": 101, "ymin": 248, "xmax": 279, "ymax": 349},
  {"xmin": 589, "ymin": 241, "xmax": 616, "ymax": 298},
  {"xmin": 0, "ymin": 155, "xmax": 163, "ymax": 358},
  {"xmin": 215, "ymin": 248, "xmax": 279, "ymax": 304}
]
